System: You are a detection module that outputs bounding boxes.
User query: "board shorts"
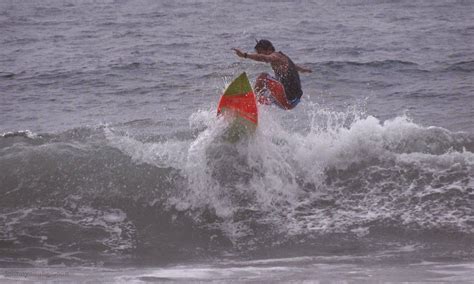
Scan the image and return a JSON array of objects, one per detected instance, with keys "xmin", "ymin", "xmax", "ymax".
[{"xmin": 256, "ymin": 74, "xmax": 300, "ymax": 110}]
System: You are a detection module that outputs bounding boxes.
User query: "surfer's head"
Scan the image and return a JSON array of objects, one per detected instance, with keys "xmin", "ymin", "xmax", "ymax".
[{"xmin": 255, "ymin": 39, "xmax": 275, "ymax": 54}]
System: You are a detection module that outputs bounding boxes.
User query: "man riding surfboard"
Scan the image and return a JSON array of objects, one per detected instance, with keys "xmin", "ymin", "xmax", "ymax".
[{"xmin": 232, "ymin": 39, "xmax": 312, "ymax": 110}]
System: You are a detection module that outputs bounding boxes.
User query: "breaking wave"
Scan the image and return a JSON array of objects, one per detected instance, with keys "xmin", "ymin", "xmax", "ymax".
[{"xmin": 1, "ymin": 105, "xmax": 473, "ymax": 266}]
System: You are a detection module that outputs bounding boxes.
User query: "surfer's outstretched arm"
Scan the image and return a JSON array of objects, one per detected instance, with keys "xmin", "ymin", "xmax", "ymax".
[
  {"xmin": 295, "ymin": 64, "xmax": 312, "ymax": 73},
  {"xmin": 232, "ymin": 48, "xmax": 280, "ymax": 63}
]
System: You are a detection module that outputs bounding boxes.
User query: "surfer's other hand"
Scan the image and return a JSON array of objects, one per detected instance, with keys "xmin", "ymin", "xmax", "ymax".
[{"xmin": 232, "ymin": 48, "xmax": 246, "ymax": 58}]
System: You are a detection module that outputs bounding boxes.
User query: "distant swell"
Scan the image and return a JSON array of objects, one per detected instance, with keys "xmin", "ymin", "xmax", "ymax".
[
  {"xmin": 322, "ymin": 59, "xmax": 419, "ymax": 69},
  {"xmin": 446, "ymin": 60, "xmax": 474, "ymax": 72},
  {"xmin": 0, "ymin": 72, "xmax": 16, "ymax": 78}
]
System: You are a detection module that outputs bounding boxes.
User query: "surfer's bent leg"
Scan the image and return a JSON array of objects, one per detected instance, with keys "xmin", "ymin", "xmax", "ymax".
[
  {"xmin": 254, "ymin": 73, "xmax": 296, "ymax": 109},
  {"xmin": 255, "ymin": 73, "xmax": 275, "ymax": 105}
]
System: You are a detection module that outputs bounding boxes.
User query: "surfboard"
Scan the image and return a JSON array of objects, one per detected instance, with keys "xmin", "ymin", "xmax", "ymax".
[{"xmin": 217, "ymin": 72, "xmax": 258, "ymax": 142}]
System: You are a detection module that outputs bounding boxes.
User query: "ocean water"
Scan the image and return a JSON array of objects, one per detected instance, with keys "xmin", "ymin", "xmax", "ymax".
[{"xmin": 1, "ymin": 0, "xmax": 473, "ymax": 282}]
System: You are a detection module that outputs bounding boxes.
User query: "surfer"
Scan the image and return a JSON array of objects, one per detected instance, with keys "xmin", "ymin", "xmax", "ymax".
[{"xmin": 232, "ymin": 39, "xmax": 312, "ymax": 109}]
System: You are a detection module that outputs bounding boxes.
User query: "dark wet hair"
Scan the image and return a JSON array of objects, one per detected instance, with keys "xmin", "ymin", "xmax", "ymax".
[{"xmin": 254, "ymin": 39, "xmax": 275, "ymax": 52}]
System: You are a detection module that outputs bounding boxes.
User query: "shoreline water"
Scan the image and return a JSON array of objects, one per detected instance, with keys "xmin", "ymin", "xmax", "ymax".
[{"xmin": 1, "ymin": 260, "xmax": 474, "ymax": 283}]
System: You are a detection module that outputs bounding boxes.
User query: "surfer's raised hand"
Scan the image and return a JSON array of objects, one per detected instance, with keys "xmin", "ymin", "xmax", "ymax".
[{"xmin": 232, "ymin": 48, "xmax": 247, "ymax": 58}]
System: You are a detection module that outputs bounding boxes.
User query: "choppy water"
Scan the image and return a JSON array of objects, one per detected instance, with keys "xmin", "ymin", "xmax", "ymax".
[{"xmin": 1, "ymin": 0, "xmax": 473, "ymax": 282}]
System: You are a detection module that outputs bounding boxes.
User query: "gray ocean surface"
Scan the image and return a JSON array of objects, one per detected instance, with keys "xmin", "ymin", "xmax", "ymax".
[{"xmin": 1, "ymin": 0, "xmax": 473, "ymax": 282}]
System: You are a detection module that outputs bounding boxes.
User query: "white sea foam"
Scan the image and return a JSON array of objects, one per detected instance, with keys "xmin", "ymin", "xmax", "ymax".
[{"xmin": 105, "ymin": 105, "xmax": 474, "ymax": 241}]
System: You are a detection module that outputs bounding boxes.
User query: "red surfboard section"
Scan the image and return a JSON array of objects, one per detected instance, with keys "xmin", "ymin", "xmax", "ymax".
[
  {"xmin": 217, "ymin": 72, "xmax": 258, "ymax": 125},
  {"xmin": 217, "ymin": 72, "xmax": 258, "ymax": 141}
]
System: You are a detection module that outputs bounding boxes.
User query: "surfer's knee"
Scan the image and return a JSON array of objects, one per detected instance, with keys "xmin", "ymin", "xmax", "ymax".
[
  {"xmin": 255, "ymin": 73, "xmax": 269, "ymax": 87},
  {"xmin": 254, "ymin": 73, "xmax": 268, "ymax": 91}
]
